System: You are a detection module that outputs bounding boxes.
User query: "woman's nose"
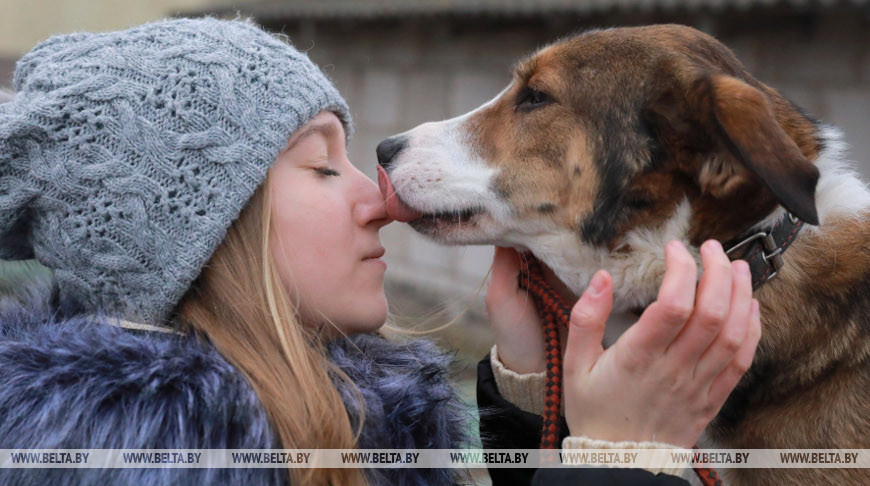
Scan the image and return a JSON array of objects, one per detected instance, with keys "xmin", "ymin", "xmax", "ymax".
[{"xmin": 355, "ymin": 169, "xmax": 393, "ymax": 228}]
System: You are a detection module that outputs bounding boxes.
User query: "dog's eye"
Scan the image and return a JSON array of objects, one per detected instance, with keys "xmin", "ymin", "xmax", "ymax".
[{"xmin": 516, "ymin": 88, "xmax": 551, "ymax": 111}]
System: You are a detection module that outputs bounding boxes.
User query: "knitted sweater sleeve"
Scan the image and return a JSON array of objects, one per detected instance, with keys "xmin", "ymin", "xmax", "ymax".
[{"xmin": 489, "ymin": 344, "xmax": 550, "ymax": 415}]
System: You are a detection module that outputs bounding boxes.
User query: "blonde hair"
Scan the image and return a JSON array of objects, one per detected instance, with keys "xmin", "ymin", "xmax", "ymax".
[{"xmin": 173, "ymin": 174, "xmax": 369, "ymax": 486}]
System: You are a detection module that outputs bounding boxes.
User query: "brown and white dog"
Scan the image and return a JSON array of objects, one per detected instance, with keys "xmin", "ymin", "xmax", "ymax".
[{"xmin": 377, "ymin": 25, "xmax": 870, "ymax": 485}]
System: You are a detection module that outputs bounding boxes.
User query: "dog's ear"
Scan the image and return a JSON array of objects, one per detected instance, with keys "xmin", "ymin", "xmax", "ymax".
[{"xmin": 646, "ymin": 72, "xmax": 820, "ymax": 225}]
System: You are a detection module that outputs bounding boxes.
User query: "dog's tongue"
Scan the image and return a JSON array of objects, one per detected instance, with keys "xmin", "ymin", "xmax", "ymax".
[{"xmin": 378, "ymin": 165, "xmax": 423, "ymax": 223}]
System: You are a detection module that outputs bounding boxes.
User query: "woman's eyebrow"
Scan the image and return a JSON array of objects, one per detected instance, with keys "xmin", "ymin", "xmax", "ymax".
[{"xmin": 282, "ymin": 121, "xmax": 340, "ymax": 153}]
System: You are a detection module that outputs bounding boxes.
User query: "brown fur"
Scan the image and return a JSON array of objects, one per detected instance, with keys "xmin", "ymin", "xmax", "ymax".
[
  {"xmin": 383, "ymin": 24, "xmax": 869, "ymax": 484},
  {"xmin": 711, "ymin": 215, "xmax": 870, "ymax": 485},
  {"xmin": 461, "ymin": 25, "xmax": 869, "ymax": 484},
  {"xmin": 461, "ymin": 26, "xmax": 823, "ymax": 247},
  {"xmin": 467, "ymin": 52, "xmax": 602, "ymax": 231}
]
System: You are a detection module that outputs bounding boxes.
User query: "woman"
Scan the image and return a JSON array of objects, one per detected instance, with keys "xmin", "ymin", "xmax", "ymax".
[{"xmin": 0, "ymin": 17, "xmax": 758, "ymax": 486}]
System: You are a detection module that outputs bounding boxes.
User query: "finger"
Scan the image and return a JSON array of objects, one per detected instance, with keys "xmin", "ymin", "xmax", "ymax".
[
  {"xmin": 665, "ymin": 240, "xmax": 735, "ymax": 364},
  {"xmin": 706, "ymin": 299, "xmax": 761, "ymax": 407},
  {"xmin": 486, "ymin": 247, "xmax": 523, "ymax": 306},
  {"xmin": 620, "ymin": 240, "xmax": 698, "ymax": 354},
  {"xmin": 485, "ymin": 247, "xmax": 539, "ymax": 334},
  {"xmin": 491, "ymin": 246, "xmax": 521, "ymax": 285},
  {"xmin": 693, "ymin": 260, "xmax": 753, "ymax": 381},
  {"xmin": 564, "ymin": 270, "xmax": 613, "ymax": 375}
]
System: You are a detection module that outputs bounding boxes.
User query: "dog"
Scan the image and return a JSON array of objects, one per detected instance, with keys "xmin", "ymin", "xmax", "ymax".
[{"xmin": 376, "ymin": 25, "xmax": 870, "ymax": 486}]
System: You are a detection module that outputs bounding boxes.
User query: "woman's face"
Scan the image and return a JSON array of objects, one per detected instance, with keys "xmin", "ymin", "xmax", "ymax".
[{"xmin": 269, "ymin": 111, "xmax": 392, "ymax": 334}]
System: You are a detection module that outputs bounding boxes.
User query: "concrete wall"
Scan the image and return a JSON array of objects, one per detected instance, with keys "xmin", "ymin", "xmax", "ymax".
[{"xmin": 269, "ymin": 10, "xmax": 870, "ymax": 298}]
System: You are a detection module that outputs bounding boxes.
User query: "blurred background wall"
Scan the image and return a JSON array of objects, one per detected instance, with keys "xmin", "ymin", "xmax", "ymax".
[{"xmin": 2, "ymin": 2, "xmax": 869, "ymax": 455}]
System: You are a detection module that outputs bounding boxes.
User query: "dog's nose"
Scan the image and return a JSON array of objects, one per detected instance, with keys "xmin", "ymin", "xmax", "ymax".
[{"xmin": 376, "ymin": 135, "xmax": 407, "ymax": 170}]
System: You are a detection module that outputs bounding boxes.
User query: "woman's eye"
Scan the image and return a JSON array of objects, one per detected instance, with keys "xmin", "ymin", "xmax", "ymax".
[{"xmin": 314, "ymin": 167, "xmax": 341, "ymax": 177}]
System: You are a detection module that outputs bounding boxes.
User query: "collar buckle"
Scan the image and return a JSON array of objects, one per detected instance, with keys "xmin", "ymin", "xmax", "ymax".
[{"xmin": 725, "ymin": 212, "xmax": 797, "ymax": 283}]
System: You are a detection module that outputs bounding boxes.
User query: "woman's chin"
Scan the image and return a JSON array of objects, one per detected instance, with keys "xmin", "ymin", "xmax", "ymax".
[
  {"xmin": 340, "ymin": 320, "xmax": 386, "ymax": 336},
  {"xmin": 340, "ymin": 299, "xmax": 388, "ymax": 335}
]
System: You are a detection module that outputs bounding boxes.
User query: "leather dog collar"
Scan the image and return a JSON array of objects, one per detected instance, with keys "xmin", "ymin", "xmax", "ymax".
[{"xmin": 722, "ymin": 211, "xmax": 805, "ymax": 290}]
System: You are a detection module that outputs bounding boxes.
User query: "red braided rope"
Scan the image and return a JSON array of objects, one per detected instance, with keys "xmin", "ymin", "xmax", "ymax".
[
  {"xmin": 516, "ymin": 253, "xmax": 723, "ymax": 485},
  {"xmin": 516, "ymin": 255, "xmax": 570, "ymax": 449}
]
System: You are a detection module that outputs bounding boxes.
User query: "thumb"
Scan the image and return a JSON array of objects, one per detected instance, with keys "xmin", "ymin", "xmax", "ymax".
[
  {"xmin": 488, "ymin": 247, "xmax": 524, "ymax": 298},
  {"xmin": 564, "ymin": 270, "xmax": 613, "ymax": 375},
  {"xmin": 491, "ymin": 246, "xmax": 521, "ymax": 280}
]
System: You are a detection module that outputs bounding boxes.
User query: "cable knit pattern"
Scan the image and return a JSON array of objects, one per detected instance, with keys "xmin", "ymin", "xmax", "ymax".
[{"xmin": 0, "ymin": 17, "xmax": 351, "ymax": 326}]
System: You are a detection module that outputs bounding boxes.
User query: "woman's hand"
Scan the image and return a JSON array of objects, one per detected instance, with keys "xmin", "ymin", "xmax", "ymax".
[
  {"xmin": 484, "ymin": 247, "xmax": 548, "ymax": 374},
  {"xmin": 562, "ymin": 239, "xmax": 761, "ymax": 448}
]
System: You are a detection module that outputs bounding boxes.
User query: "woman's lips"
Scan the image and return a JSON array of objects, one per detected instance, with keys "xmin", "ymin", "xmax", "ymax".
[
  {"xmin": 362, "ymin": 246, "xmax": 387, "ymax": 269},
  {"xmin": 377, "ymin": 165, "xmax": 423, "ymax": 223},
  {"xmin": 363, "ymin": 247, "xmax": 386, "ymax": 260}
]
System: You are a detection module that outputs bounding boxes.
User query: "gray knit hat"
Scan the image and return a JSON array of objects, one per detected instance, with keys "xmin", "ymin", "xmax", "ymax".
[{"xmin": 0, "ymin": 17, "xmax": 352, "ymax": 325}]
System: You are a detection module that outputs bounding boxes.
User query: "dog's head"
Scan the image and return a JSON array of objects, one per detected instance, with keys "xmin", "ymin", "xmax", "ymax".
[{"xmin": 378, "ymin": 25, "xmax": 820, "ymax": 308}]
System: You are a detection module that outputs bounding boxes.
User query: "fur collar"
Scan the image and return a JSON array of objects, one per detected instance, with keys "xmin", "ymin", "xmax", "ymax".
[{"xmin": 0, "ymin": 279, "xmax": 472, "ymax": 485}]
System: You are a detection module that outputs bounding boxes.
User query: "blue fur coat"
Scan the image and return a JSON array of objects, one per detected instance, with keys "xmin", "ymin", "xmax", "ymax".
[{"xmin": 0, "ymin": 281, "xmax": 472, "ymax": 486}]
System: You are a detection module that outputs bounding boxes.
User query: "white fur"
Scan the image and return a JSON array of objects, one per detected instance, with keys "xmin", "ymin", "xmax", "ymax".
[
  {"xmin": 387, "ymin": 86, "xmax": 509, "ymax": 217},
  {"xmin": 751, "ymin": 125, "xmax": 870, "ymax": 233},
  {"xmin": 521, "ymin": 198, "xmax": 700, "ymax": 313}
]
